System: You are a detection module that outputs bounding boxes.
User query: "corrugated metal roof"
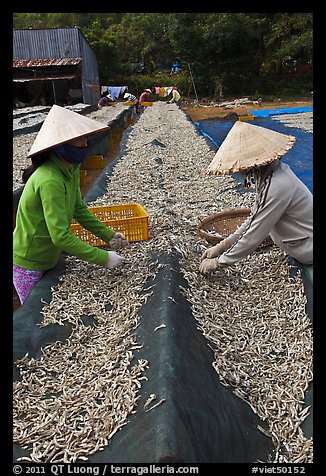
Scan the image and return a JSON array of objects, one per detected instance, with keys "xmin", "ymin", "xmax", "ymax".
[
  {"xmin": 13, "ymin": 28, "xmax": 82, "ymax": 60},
  {"xmin": 13, "ymin": 58, "xmax": 82, "ymax": 68}
]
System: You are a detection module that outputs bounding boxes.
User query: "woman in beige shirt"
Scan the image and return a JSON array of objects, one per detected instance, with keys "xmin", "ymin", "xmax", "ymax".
[{"xmin": 199, "ymin": 121, "xmax": 313, "ymax": 274}]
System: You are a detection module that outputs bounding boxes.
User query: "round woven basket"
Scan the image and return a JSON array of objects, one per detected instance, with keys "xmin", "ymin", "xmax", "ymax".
[{"xmin": 197, "ymin": 208, "xmax": 273, "ymax": 248}]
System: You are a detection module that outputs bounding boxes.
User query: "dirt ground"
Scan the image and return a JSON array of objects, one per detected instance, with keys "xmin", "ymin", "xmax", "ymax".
[{"xmin": 182, "ymin": 99, "xmax": 313, "ymax": 122}]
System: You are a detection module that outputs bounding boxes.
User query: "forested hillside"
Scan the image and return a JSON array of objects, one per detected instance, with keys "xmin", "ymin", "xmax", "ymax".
[{"xmin": 13, "ymin": 13, "xmax": 313, "ymax": 99}]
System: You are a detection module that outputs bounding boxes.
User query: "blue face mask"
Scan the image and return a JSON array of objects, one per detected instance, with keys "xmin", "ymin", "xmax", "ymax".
[
  {"xmin": 233, "ymin": 170, "xmax": 256, "ymax": 190},
  {"xmin": 54, "ymin": 140, "xmax": 90, "ymax": 164}
]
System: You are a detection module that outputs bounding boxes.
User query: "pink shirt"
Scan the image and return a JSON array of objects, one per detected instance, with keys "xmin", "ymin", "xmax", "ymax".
[{"xmin": 139, "ymin": 92, "xmax": 151, "ymax": 103}]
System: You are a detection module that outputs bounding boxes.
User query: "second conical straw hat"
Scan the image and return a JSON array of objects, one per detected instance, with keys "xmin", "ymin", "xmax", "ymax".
[
  {"xmin": 28, "ymin": 105, "xmax": 110, "ymax": 157},
  {"xmin": 207, "ymin": 120, "xmax": 296, "ymax": 175}
]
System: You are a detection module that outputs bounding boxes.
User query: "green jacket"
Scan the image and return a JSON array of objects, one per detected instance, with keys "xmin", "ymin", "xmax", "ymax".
[{"xmin": 13, "ymin": 153, "xmax": 115, "ymax": 271}]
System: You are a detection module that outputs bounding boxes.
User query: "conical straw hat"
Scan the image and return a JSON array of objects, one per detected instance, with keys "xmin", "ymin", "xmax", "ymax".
[
  {"xmin": 28, "ymin": 105, "xmax": 110, "ymax": 157},
  {"xmin": 207, "ymin": 121, "xmax": 296, "ymax": 175}
]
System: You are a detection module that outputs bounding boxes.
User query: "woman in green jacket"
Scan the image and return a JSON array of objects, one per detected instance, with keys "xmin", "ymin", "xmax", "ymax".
[{"xmin": 13, "ymin": 105, "xmax": 128, "ymax": 305}]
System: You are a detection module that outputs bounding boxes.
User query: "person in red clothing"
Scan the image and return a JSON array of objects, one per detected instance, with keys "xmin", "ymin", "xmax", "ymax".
[
  {"xmin": 139, "ymin": 88, "xmax": 152, "ymax": 105},
  {"xmin": 97, "ymin": 94, "xmax": 113, "ymax": 109}
]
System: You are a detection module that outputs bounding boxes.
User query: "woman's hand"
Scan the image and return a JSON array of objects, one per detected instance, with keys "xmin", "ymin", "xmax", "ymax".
[
  {"xmin": 109, "ymin": 232, "xmax": 128, "ymax": 250},
  {"xmin": 105, "ymin": 251, "xmax": 123, "ymax": 269}
]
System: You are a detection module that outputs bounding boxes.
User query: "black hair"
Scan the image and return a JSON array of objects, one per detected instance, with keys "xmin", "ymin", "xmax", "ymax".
[{"xmin": 22, "ymin": 151, "xmax": 50, "ymax": 184}]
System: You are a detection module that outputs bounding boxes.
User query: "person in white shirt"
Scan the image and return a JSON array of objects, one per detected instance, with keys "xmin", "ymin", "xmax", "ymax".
[{"xmin": 123, "ymin": 92, "xmax": 138, "ymax": 102}]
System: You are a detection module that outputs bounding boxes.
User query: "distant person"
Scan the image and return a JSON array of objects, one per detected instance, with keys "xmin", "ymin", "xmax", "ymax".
[
  {"xmin": 14, "ymin": 97, "xmax": 28, "ymax": 108},
  {"xmin": 167, "ymin": 87, "xmax": 181, "ymax": 105},
  {"xmin": 139, "ymin": 89, "xmax": 152, "ymax": 105},
  {"xmin": 170, "ymin": 61, "xmax": 181, "ymax": 74},
  {"xmin": 123, "ymin": 92, "xmax": 138, "ymax": 102},
  {"xmin": 123, "ymin": 92, "xmax": 140, "ymax": 113},
  {"xmin": 13, "ymin": 105, "xmax": 128, "ymax": 305},
  {"xmin": 97, "ymin": 94, "xmax": 113, "ymax": 109},
  {"xmin": 199, "ymin": 121, "xmax": 313, "ymax": 276}
]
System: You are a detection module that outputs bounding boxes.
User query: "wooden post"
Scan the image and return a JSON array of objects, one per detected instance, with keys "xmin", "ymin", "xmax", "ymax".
[
  {"xmin": 52, "ymin": 80, "xmax": 57, "ymax": 104},
  {"xmin": 188, "ymin": 63, "xmax": 199, "ymax": 102}
]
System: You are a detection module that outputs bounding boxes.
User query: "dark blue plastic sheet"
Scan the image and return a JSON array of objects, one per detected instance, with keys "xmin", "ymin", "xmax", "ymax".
[{"xmin": 249, "ymin": 106, "xmax": 313, "ymax": 117}]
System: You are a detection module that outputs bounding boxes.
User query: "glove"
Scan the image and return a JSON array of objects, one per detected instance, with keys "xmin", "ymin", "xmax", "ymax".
[
  {"xmin": 199, "ymin": 258, "xmax": 220, "ymax": 275},
  {"xmin": 201, "ymin": 238, "xmax": 230, "ymax": 261},
  {"xmin": 105, "ymin": 251, "xmax": 123, "ymax": 269},
  {"xmin": 109, "ymin": 232, "xmax": 128, "ymax": 250}
]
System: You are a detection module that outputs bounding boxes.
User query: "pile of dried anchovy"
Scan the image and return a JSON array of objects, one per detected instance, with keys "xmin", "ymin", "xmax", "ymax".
[
  {"xmin": 272, "ymin": 112, "xmax": 313, "ymax": 133},
  {"xmin": 13, "ymin": 103, "xmax": 313, "ymax": 463},
  {"xmin": 13, "ymin": 104, "xmax": 128, "ymax": 192},
  {"xmin": 13, "ymin": 131, "xmax": 38, "ymax": 191}
]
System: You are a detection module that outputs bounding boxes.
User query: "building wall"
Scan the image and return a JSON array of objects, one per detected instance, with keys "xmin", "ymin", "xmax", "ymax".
[
  {"xmin": 13, "ymin": 28, "xmax": 100, "ymax": 105},
  {"xmin": 77, "ymin": 29, "xmax": 100, "ymax": 105}
]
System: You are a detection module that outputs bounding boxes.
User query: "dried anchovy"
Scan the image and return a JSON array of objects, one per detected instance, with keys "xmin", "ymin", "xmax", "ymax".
[
  {"xmin": 154, "ymin": 324, "xmax": 167, "ymax": 331},
  {"xmin": 144, "ymin": 393, "xmax": 157, "ymax": 410},
  {"xmin": 145, "ymin": 399, "xmax": 166, "ymax": 412}
]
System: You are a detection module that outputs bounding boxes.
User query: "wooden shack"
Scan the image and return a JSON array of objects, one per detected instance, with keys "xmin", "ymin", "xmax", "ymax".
[{"xmin": 13, "ymin": 27, "xmax": 100, "ymax": 107}]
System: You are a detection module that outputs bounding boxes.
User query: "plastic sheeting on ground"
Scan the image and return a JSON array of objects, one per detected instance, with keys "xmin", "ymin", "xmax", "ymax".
[
  {"xmin": 249, "ymin": 106, "xmax": 313, "ymax": 118},
  {"xmin": 13, "ymin": 253, "xmax": 274, "ymax": 463},
  {"xmin": 13, "ymin": 123, "xmax": 275, "ymax": 463}
]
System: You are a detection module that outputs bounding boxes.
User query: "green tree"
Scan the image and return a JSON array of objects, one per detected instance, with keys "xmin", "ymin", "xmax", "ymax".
[
  {"xmin": 167, "ymin": 13, "xmax": 268, "ymax": 96},
  {"xmin": 13, "ymin": 12, "xmax": 313, "ymax": 98},
  {"xmin": 112, "ymin": 13, "xmax": 173, "ymax": 69},
  {"xmin": 262, "ymin": 13, "xmax": 313, "ymax": 73}
]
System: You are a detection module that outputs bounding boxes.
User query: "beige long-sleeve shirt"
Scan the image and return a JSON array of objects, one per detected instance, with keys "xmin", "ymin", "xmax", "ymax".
[
  {"xmin": 218, "ymin": 161, "xmax": 313, "ymax": 266},
  {"xmin": 169, "ymin": 89, "xmax": 181, "ymax": 103}
]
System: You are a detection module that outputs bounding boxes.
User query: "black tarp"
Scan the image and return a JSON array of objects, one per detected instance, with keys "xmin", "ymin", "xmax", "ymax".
[{"xmin": 13, "ymin": 253, "xmax": 274, "ymax": 463}]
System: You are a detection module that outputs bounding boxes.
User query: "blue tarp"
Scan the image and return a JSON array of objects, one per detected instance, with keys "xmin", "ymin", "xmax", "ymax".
[
  {"xmin": 195, "ymin": 112, "xmax": 313, "ymax": 193},
  {"xmin": 249, "ymin": 106, "xmax": 313, "ymax": 118},
  {"xmin": 101, "ymin": 86, "xmax": 128, "ymax": 101}
]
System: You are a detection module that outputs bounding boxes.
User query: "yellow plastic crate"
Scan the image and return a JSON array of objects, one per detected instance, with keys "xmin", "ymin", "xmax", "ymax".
[
  {"xmin": 82, "ymin": 155, "xmax": 105, "ymax": 169},
  {"xmin": 70, "ymin": 203, "xmax": 149, "ymax": 246},
  {"xmin": 239, "ymin": 114, "xmax": 255, "ymax": 121}
]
